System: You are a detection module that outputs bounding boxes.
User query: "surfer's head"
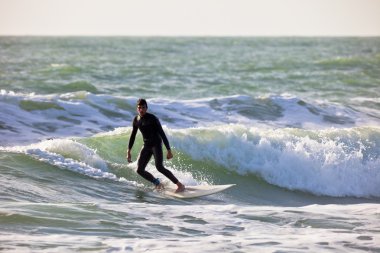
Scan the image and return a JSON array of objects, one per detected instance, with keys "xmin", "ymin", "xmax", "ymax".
[{"xmin": 137, "ymin": 98, "xmax": 148, "ymax": 116}]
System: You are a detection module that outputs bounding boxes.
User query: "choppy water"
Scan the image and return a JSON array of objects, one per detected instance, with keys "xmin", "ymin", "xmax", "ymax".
[{"xmin": 1, "ymin": 37, "xmax": 380, "ymax": 252}]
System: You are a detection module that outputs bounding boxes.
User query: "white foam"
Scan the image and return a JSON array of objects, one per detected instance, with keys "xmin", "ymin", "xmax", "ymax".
[
  {"xmin": 0, "ymin": 139, "xmax": 136, "ymax": 184},
  {"xmin": 2, "ymin": 202, "xmax": 378, "ymax": 252},
  {"xmin": 169, "ymin": 125, "xmax": 380, "ymax": 198},
  {"xmin": 1, "ymin": 90, "xmax": 377, "ymax": 146},
  {"xmin": 37, "ymin": 139, "xmax": 108, "ymax": 171},
  {"xmin": 126, "ymin": 159, "xmax": 205, "ymax": 188}
]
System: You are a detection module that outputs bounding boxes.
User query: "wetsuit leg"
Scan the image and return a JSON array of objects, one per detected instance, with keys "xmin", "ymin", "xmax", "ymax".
[
  {"xmin": 152, "ymin": 145, "xmax": 179, "ymax": 184},
  {"xmin": 137, "ymin": 146, "xmax": 156, "ymax": 183}
]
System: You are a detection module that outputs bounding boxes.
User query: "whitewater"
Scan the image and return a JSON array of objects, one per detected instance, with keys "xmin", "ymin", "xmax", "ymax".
[{"xmin": 0, "ymin": 37, "xmax": 379, "ymax": 252}]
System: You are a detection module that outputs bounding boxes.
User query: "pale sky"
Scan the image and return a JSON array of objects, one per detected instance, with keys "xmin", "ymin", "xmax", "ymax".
[{"xmin": 0, "ymin": 0, "xmax": 379, "ymax": 36}]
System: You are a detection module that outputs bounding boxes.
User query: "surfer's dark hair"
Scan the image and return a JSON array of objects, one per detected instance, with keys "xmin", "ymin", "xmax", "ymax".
[{"xmin": 137, "ymin": 98, "xmax": 148, "ymax": 108}]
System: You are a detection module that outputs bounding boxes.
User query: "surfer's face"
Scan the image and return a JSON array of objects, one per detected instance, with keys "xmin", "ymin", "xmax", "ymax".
[{"xmin": 137, "ymin": 105, "xmax": 147, "ymax": 116}]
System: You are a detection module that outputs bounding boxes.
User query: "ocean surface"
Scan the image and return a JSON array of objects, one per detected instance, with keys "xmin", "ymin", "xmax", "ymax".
[{"xmin": 0, "ymin": 37, "xmax": 380, "ymax": 252}]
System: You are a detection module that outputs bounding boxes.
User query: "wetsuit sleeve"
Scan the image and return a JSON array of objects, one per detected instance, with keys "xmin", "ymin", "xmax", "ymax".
[
  {"xmin": 128, "ymin": 117, "xmax": 138, "ymax": 150},
  {"xmin": 155, "ymin": 117, "xmax": 171, "ymax": 150}
]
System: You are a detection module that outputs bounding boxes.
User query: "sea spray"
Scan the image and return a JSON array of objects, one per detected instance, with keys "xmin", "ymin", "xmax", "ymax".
[
  {"xmin": 1, "ymin": 90, "xmax": 373, "ymax": 145},
  {"xmin": 169, "ymin": 125, "xmax": 380, "ymax": 198},
  {"xmin": 1, "ymin": 139, "xmax": 121, "ymax": 181}
]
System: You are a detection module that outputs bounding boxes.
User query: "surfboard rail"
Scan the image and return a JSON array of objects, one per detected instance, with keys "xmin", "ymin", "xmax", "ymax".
[{"xmin": 162, "ymin": 184, "xmax": 235, "ymax": 199}]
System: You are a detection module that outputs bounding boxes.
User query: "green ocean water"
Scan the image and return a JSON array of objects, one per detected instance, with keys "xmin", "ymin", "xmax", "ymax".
[
  {"xmin": 1, "ymin": 37, "xmax": 380, "ymax": 101},
  {"xmin": 1, "ymin": 37, "xmax": 380, "ymax": 252}
]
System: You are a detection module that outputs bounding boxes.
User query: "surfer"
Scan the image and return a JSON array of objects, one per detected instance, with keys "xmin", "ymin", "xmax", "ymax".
[{"xmin": 127, "ymin": 98, "xmax": 185, "ymax": 193}]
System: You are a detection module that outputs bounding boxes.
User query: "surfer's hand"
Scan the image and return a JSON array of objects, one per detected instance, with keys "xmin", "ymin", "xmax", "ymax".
[
  {"xmin": 167, "ymin": 150, "xmax": 173, "ymax": 160},
  {"xmin": 127, "ymin": 150, "xmax": 132, "ymax": 163}
]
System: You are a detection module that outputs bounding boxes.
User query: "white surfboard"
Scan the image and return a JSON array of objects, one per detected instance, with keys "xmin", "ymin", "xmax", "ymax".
[{"xmin": 162, "ymin": 184, "xmax": 235, "ymax": 199}]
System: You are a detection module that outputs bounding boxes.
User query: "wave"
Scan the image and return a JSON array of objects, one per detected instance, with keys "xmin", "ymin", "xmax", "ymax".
[
  {"xmin": 169, "ymin": 125, "xmax": 380, "ymax": 198},
  {"xmin": 1, "ymin": 90, "xmax": 379, "ymax": 198},
  {"xmin": 0, "ymin": 138, "xmax": 138, "ymax": 186},
  {"xmin": 85, "ymin": 125, "xmax": 380, "ymax": 198},
  {"xmin": 3, "ymin": 124, "xmax": 379, "ymax": 199},
  {"xmin": 1, "ymin": 90, "xmax": 375, "ymax": 145},
  {"xmin": 0, "ymin": 90, "xmax": 135, "ymax": 144}
]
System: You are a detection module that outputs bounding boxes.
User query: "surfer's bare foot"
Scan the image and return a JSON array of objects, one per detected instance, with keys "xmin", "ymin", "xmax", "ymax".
[{"xmin": 175, "ymin": 182, "xmax": 185, "ymax": 193}]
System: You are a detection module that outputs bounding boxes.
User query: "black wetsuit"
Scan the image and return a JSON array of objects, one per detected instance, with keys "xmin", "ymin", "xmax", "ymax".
[{"xmin": 128, "ymin": 112, "xmax": 179, "ymax": 185}]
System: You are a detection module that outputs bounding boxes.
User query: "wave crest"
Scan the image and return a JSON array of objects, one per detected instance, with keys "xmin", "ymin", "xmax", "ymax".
[{"xmin": 170, "ymin": 125, "xmax": 380, "ymax": 198}]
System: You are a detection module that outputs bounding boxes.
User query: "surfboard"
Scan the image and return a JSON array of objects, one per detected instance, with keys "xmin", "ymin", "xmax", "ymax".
[{"xmin": 161, "ymin": 184, "xmax": 235, "ymax": 199}]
